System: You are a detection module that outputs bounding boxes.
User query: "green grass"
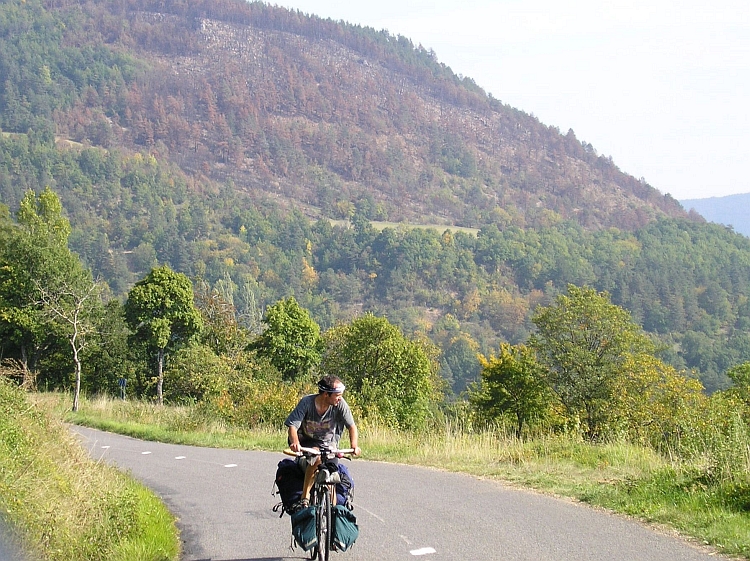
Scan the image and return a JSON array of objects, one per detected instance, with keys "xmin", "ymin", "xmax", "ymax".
[
  {"xmin": 0, "ymin": 382, "xmax": 180, "ymax": 561},
  {"xmin": 31, "ymin": 392, "xmax": 750, "ymax": 560}
]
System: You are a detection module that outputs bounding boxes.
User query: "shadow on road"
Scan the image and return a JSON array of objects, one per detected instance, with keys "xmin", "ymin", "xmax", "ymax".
[{"xmin": 193, "ymin": 556, "xmax": 308, "ymax": 561}]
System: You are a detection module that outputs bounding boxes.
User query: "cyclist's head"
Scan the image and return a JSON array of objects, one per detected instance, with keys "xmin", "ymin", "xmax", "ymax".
[{"xmin": 318, "ymin": 375, "xmax": 345, "ymax": 395}]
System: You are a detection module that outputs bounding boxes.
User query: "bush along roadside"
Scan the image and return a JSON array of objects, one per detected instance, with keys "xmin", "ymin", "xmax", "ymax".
[{"xmin": 0, "ymin": 379, "xmax": 180, "ymax": 561}]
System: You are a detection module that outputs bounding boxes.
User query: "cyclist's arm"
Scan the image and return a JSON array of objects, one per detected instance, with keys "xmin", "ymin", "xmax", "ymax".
[
  {"xmin": 288, "ymin": 425, "xmax": 301, "ymax": 452},
  {"xmin": 348, "ymin": 424, "xmax": 361, "ymax": 456}
]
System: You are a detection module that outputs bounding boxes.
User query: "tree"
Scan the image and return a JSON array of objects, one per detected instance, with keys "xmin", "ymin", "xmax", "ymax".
[
  {"xmin": 35, "ymin": 271, "xmax": 102, "ymax": 411},
  {"xmin": 613, "ymin": 353, "xmax": 704, "ymax": 446},
  {"xmin": 439, "ymin": 334, "xmax": 481, "ymax": 395},
  {"xmin": 194, "ymin": 280, "xmax": 250, "ymax": 358},
  {"xmin": 0, "ymin": 189, "xmax": 79, "ymax": 390},
  {"xmin": 0, "ymin": 204, "xmax": 43, "ymax": 387},
  {"xmin": 726, "ymin": 361, "xmax": 750, "ymax": 408},
  {"xmin": 321, "ymin": 313, "xmax": 442, "ymax": 429},
  {"xmin": 469, "ymin": 343, "xmax": 552, "ymax": 437},
  {"xmin": 124, "ymin": 266, "xmax": 203, "ymax": 404},
  {"xmin": 530, "ymin": 284, "xmax": 655, "ymax": 440},
  {"xmin": 248, "ymin": 296, "xmax": 322, "ymax": 381}
]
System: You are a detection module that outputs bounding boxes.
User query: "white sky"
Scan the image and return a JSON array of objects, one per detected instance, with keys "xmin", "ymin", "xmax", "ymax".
[{"xmin": 277, "ymin": 0, "xmax": 750, "ymax": 200}]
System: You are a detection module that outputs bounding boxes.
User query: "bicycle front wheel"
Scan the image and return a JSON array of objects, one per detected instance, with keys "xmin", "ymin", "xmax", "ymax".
[{"xmin": 315, "ymin": 486, "xmax": 332, "ymax": 561}]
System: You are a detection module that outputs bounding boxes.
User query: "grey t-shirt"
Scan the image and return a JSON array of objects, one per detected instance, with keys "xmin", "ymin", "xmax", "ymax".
[{"xmin": 284, "ymin": 394, "xmax": 355, "ymax": 449}]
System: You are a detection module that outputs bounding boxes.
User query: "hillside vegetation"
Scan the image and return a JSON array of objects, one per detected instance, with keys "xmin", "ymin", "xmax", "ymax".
[
  {"xmin": 0, "ymin": 0, "xmax": 685, "ymax": 230},
  {"xmin": 0, "ymin": 379, "xmax": 179, "ymax": 561},
  {"xmin": 0, "ymin": 0, "xmax": 748, "ymax": 393}
]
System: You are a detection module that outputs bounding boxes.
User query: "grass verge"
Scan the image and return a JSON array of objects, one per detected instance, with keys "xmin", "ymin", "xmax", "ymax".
[
  {"xmin": 0, "ymin": 381, "xmax": 180, "ymax": 561},
  {"xmin": 47, "ymin": 393, "xmax": 750, "ymax": 560}
]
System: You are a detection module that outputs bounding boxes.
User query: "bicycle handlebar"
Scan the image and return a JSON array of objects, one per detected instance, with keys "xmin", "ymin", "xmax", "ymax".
[{"xmin": 283, "ymin": 446, "xmax": 356, "ymax": 458}]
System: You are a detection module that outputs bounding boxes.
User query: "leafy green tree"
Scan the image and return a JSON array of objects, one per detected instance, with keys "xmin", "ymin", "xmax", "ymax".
[
  {"xmin": 163, "ymin": 344, "xmax": 229, "ymax": 404},
  {"xmin": 0, "ymin": 204, "xmax": 42, "ymax": 386},
  {"xmin": 14, "ymin": 186, "xmax": 103, "ymax": 410},
  {"xmin": 531, "ymin": 284, "xmax": 655, "ymax": 440},
  {"xmin": 0, "ymin": 189, "xmax": 83, "ymax": 390},
  {"xmin": 440, "ymin": 334, "xmax": 482, "ymax": 395},
  {"xmin": 726, "ymin": 361, "xmax": 750, "ymax": 409},
  {"xmin": 469, "ymin": 343, "xmax": 552, "ymax": 436},
  {"xmin": 322, "ymin": 313, "xmax": 442, "ymax": 429},
  {"xmin": 84, "ymin": 299, "xmax": 138, "ymax": 397},
  {"xmin": 249, "ymin": 296, "xmax": 322, "ymax": 381},
  {"xmin": 124, "ymin": 266, "xmax": 203, "ymax": 404}
]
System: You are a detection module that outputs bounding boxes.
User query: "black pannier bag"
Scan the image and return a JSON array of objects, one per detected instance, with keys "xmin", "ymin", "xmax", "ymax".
[
  {"xmin": 273, "ymin": 458, "xmax": 304, "ymax": 515},
  {"xmin": 332, "ymin": 461, "xmax": 354, "ymax": 508}
]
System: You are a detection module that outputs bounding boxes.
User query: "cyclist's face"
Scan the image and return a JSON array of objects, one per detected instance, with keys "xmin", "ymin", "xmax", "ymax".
[{"xmin": 327, "ymin": 385, "xmax": 344, "ymax": 405}]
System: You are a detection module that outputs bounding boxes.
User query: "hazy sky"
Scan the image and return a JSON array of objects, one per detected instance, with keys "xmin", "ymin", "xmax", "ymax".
[{"xmin": 278, "ymin": 0, "xmax": 749, "ymax": 200}]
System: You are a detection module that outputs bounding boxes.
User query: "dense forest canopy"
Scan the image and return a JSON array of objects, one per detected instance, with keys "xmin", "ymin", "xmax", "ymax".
[{"xmin": 0, "ymin": 0, "xmax": 748, "ymax": 395}]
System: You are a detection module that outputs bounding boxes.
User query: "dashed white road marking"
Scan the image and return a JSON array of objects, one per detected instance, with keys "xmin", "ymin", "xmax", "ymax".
[
  {"xmin": 141, "ymin": 451, "xmax": 152, "ymax": 455},
  {"xmin": 357, "ymin": 505, "xmax": 385, "ymax": 523},
  {"xmin": 101, "ymin": 445, "xmax": 110, "ymax": 449},
  {"xmin": 410, "ymin": 547, "xmax": 437, "ymax": 556},
  {"xmin": 175, "ymin": 456, "xmax": 186, "ymax": 460},
  {"xmin": 224, "ymin": 464, "xmax": 238, "ymax": 468}
]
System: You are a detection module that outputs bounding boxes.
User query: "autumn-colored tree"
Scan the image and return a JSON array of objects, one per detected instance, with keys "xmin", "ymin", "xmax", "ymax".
[{"xmin": 613, "ymin": 353, "xmax": 705, "ymax": 446}]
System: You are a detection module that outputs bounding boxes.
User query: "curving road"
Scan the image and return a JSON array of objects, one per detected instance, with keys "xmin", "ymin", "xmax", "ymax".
[{"xmin": 72, "ymin": 426, "xmax": 731, "ymax": 561}]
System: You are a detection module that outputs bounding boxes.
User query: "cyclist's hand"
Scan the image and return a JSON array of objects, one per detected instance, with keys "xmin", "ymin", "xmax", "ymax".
[
  {"xmin": 353, "ymin": 446, "xmax": 361, "ymax": 457},
  {"xmin": 289, "ymin": 441, "xmax": 301, "ymax": 453}
]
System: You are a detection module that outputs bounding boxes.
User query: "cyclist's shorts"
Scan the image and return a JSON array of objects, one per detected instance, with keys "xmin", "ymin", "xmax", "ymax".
[{"xmin": 296, "ymin": 455, "xmax": 339, "ymax": 471}]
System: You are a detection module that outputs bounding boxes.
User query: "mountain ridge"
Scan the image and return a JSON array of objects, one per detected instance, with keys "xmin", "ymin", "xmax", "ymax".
[
  {"xmin": 3, "ymin": 0, "xmax": 688, "ymax": 232},
  {"xmin": 680, "ymin": 193, "xmax": 750, "ymax": 238}
]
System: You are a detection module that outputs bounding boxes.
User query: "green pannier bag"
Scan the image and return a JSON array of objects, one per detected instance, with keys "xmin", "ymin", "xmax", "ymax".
[
  {"xmin": 291, "ymin": 506, "xmax": 318, "ymax": 551},
  {"xmin": 332, "ymin": 505, "xmax": 359, "ymax": 552}
]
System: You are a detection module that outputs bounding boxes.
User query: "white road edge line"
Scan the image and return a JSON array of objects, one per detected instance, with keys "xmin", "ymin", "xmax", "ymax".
[{"xmin": 410, "ymin": 547, "xmax": 436, "ymax": 556}]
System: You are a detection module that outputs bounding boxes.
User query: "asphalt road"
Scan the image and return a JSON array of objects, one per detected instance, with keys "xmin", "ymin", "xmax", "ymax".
[{"xmin": 71, "ymin": 426, "xmax": 731, "ymax": 561}]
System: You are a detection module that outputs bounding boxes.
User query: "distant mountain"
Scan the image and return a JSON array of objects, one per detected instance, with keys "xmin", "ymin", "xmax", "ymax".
[{"xmin": 681, "ymin": 194, "xmax": 750, "ymax": 238}]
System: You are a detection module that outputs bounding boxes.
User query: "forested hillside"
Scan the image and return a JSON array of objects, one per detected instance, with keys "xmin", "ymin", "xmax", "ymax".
[
  {"xmin": 0, "ymin": 0, "xmax": 686, "ymax": 230},
  {"xmin": 1, "ymin": 0, "xmax": 749, "ymax": 394}
]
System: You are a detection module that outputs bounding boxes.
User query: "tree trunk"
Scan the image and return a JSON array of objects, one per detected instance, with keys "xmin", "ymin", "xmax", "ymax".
[
  {"xmin": 20, "ymin": 345, "xmax": 33, "ymax": 390},
  {"xmin": 72, "ymin": 343, "xmax": 82, "ymax": 412},
  {"xmin": 157, "ymin": 347, "xmax": 165, "ymax": 405}
]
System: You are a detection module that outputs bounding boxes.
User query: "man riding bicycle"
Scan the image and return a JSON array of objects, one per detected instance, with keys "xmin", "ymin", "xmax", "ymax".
[{"xmin": 285, "ymin": 375, "xmax": 361, "ymax": 512}]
